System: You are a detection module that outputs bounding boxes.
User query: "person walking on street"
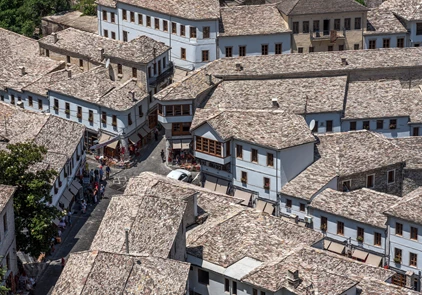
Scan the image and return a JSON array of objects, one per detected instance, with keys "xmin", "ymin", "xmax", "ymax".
[
  {"xmin": 160, "ymin": 149, "xmax": 165, "ymax": 163},
  {"xmin": 99, "ymin": 166, "xmax": 104, "ymax": 182},
  {"xmin": 100, "ymin": 184, "xmax": 105, "ymax": 199},
  {"xmin": 106, "ymin": 166, "xmax": 111, "ymax": 179},
  {"xmin": 61, "ymin": 257, "xmax": 66, "ymax": 268},
  {"xmin": 89, "ymin": 169, "xmax": 94, "ymax": 182}
]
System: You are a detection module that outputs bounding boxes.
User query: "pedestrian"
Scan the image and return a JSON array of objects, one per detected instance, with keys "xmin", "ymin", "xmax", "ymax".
[
  {"xmin": 82, "ymin": 200, "xmax": 87, "ymax": 214},
  {"xmin": 154, "ymin": 128, "xmax": 158, "ymax": 141},
  {"xmin": 67, "ymin": 211, "xmax": 72, "ymax": 226},
  {"xmin": 99, "ymin": 166, "xmax": 104, "ymax": 182},
  {"xmin": 160, "ymin": 149, "xmax": 165, "ymax": 163},
  {"xmin": 106, "ymin": 166, "xmax": 111, "ymax": 179},
  {"xmin": 85, "ymin": 162, "xmax": 89, "ymax": 173},
  {"xmin": 89, "ymin": 169, "xmax": 94, "ymax": 182},
  {"xmin": 61, "ymin": 257, "xmax": 66, "ymax": 268},
  {"xmin": 100, "ymin": 184, "xmax": 105, "ymax": 199}
]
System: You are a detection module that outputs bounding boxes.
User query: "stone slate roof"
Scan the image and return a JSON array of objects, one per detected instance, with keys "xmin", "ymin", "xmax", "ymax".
[
  {"xmin": 48, "ymin": 67, "xmax": 147, "ymax": 111},
  {"xmin": 242, "ymin": 247, "xmax": 393, "ymax": 293},
  {"xmin": 39, "ymin": 28, "xmax": 169, "ymax": 64},
  {"xmin": 391, "ymin": 136, "xmax": 422, "ymax": 169},
  {"xmin": 310, "ymin": 188, "xmax": 400, "ymax": 228},
  {"xmin": 344, "ymin": 80, "xmax": 410, "ymax": 119},
  {"xmin": 406, "ymin": 89, "xmax": 422, "ymax": 123},
  {"xmin": 380, "ymin": 0, "xmax": 422, "ymax": 21},
  {"xmin": 384, "ymin": 186, "xmax": 422, "ymax": 225},
  {"xmin": 0, "ymin": 186, "xmax": 15, "ymax": 213},
  {"xmin": 365, "ymin": 8, "xmax": 408, "ymax": 35},
  {"xmin": 51, "ymin": 250, "xmax": 190, "ymax": 295},
  {"xmin": 358, "ymin": 278, "xmax": 422, "ymax": 295},
  {"xmin": 96, "ymin": 0, "xmax": 221, "ymax": 20},
  {"xmin": 191, "ymin": 110, "xmax": 315, "ymax": 150},
  {"xmin": 42, "ymin": 11, "xmax": 98, "ymax": 34},
  {"xmin": 274, "ymin": 0, "xmax": 368, "ymax": 15},
  {"xmin": 219, "ymin": 4, "xmax": 290, "ymax": 37},
  {"xmin": 0, "ymin": 28, "xmax": 63, "ymax": 91},
  {"xmin": 203, "ymin": 76, "xmax": 347, "ymax": 114}
]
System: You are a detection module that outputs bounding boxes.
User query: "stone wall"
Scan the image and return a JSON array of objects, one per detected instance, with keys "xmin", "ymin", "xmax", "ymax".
[{"xmin": 403, "ymin": 168, "xmax": 422, "ymax": 196}]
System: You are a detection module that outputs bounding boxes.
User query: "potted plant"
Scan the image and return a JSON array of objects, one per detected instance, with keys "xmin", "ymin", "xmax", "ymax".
[
  {"xmin": 53, "ymin": 106, "xmax": 59, "ymax": 111},
  {"xmin": 241, "ymin": 177, "xmax": 247, "ymax": 184},
  {"xmin": 357, "ymin": 236, "xmax": 364, "ymax": 243},
  {"xmin": 394, "ymin": 257, "xmax": 401, "ymax": 264},
  {"xmin": 102, "ymin": 118, "xmax": 107, "ymax": 124},
  {"xmin": 320, "ymin": 224, "xmax": 327, "ymax": 231},
  {"xmin": 77, "ymin": 113, "xmax": 82, "ymax": 119},
  {"xmin": 65, "ymin": 109, "xmax": 70, "ymax": 115}
]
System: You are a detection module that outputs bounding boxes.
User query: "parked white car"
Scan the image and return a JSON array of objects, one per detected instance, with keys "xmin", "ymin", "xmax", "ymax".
[{"xmin": 167, "ymin": 169, "xmax": 192, "ymax": 182}]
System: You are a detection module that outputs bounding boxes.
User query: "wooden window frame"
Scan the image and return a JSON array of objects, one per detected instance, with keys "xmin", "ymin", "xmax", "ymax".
[
  {"xmin": 267, "ymin": 153, "xmax": 274, "ymax": 167},
  {"xmin": 302, "ymin": 21, "xmax": 309, "ymax": 33},
  {"xmin": 411, "ymin": 226, "xmax": 418, "ymax": 240},
  {"xmin": 190, "ymin": 26, "xmax": 196, "ymax": 38},
  {"xmin": 366, "ymin": 174, "xmax": 375, "ymax": 188},
  {"xmin": 374, "ymin": 232, "xmax": 381, "ymax": 246},
  {"xmin": 154, "ymin": 18, "xmax": 160, "ymax": 30},
  {"xmin": 77, "ymin": 106, "xmax": 82, "ymax": 119},
  {"xmin": 236, "ymin": 145, "xmax": 243, "ymax": 159},
  {"xmin": 350, "ymin": 121, "xmax": 356, "ymax": 131},
  {"xmin": 397, "ymin": 38, "xmax": 404, "ymax": 48},
  {"xmin": 383, "ymin": 38, "xmax": 391, "ymax": 48},
  {"xmin": 146, "ymin": 16, "xmax": 151, "ymax": 27},
  {"xmin": 132, "ymin": 67, "xmax": 137, "ymax": 78},
  {"xmin": 111, "ymin": 12, "xmax": 115, "ymax": 23},
  {"xmin": 130, "ymin": 11, "xmax": 135, "ymax": 23},
  {"xmin": 138, "ymin": 14, "xmax": 143, "ymax": 25},
  {"xmin": 261, "ymin": 44, "xmax": 268, "ymax": 55},
  {"xmin": 112, "ymin": 115, "xmax": 117, "ymax": 127},
  {"xmin": 65, "ymin": 102, "xmax": 70, "ymax": 115},
  {"xmin": 202, "ymin": 50, "xmax": 209, "ymax": 62},
  {"xmin": 251, "ymin": 149, "xmax": 258, "ymax": 163},
  {"xmin": 376, "ymin": 120, "xmax": 384, "ymax": 130},
  {"xmin": 241, "ymin": 171, "xmax": 247, "ymax": 183},
  {"xmin": 181, "ymin": 48, "xmax": 186, "ymax": 60},
  {"xmin": 292, "ymin": 22, "xmax": 299, "ymax": 34},
  {"xmin": 342, "ymin": 180, "xmax": 351, "ymax": 191},
  {"xmin": 38, "ymin": 99, "xmax": 43, "ymax": 110},
  {"xmin": 369, "ymin": 40, "xmax": 376, "ymax": 49},
  {"xmin": 163, "ymin": 20, "xmax": 168, "ymax": 32},
  {"xmin": 195, "ymin": 136, "xmax": 222, "ymax": 157},
  {"xmin": 344, "ymin": 18, "xmax": 351, "ymax": 30},
  {"xmin": 102, "ymin": 111, "xmax": 107, "ymax": 124},
  {"xmin": 389, "ymin": 119, "xmax": 397, "ymax": 130},
  {"xmin": 239, "ymin": 46, "xmax": 246, "ymax": 56},
  {"xmin": 363, "ymin": 121, "xmax": 370, "ymax": 130},
  {"xmin": 180, "ymin": 24, "xmax": 185, "ymax": 36},
  {"xmin": 88, "ymin": 110, "xmax": 93, "ymax": 123},
  {"xmin": 198, "ymin": 269, "xmax": 209, "ymax": 285},
  {"xmin": 128, "ymin": 113, "xmax": 133, "ymax": 126},
  {"xmin": 326, "ymin": 120, "xmax": 333, "ymax": 132},
  {"xmin": 410, "ymin": 252, "xmax": 417, "ymax": 267},
  {"xmin": 111, "ymin": 31, "xmax": 116, "ymax": 40},
  {"xmin": 28, "ymin": 96, "xmax": 33, "ymax": 107},
  {"xmin": 224, "ymin": 278, "xmax": 230, "ymax": 292},
  {"xmin": 357, "ymin": 227, "xmax": 364, "ymax": 242},
  {"xmin": 118, "ymin": 64, "xmax": 123, "ymax": 75},
  {"xmin": 321, "ymin": 216, "xmax": 328, "ymax": 231},
  {"xmin": 203, "ymin": 26, "xmax": 210, "ymax": 38},
  {"xmin": 263, "ymin": 177, "xmax": 270, "ymax": 190},
  {"xmin": 275, "ymin": 43, "xmax": 282, "ymax": 54},
  {"xmin": 122, "ymin": 9, "xmax": 127, "ymax": 21},
  {"xmin": 334, "ymin": 19, "xmax": 340, "ymax": 31},
  {"xmin": 354, "ymin": 17, "xmax": 361, "ymax": 30},
  {"xmin": 395, "ymin": 222, "xmax": 403, "ymax": 236},
  {"xmin": 299, "ymin": 203, "xmax": 305, "ymax": 212},
  {"xmin": 286, "ymin": 199, "xmax": 292, "ymax": 208},
  {"xmin": 394, "ymin": 248, "xmax": 402, "ymax": 263},
  {"xmin": 172, "ymin": 22, "xmax": 177, "ymax": 34},
  {"xmin": 102, "ymin": 10, "xmax": 107, "ymax": 21},
  {"xmin": 337, "ymin": 221, "xmax": 345, "ymax": 236},
  {"xmin": 225, "ymin": 46, "xmax": 233, "ymax": 57},
  {"xmin": 388, "ymin": 170, "xmax": 395, "ymax": 184}
]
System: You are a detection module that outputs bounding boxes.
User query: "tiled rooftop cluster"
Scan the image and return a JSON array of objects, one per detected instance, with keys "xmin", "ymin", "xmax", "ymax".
[
  {"xmin": 52, "ymin": 250, "xmax": 190, "ymax": 295},
  {"xmin": 39, "ymin": 28, "xmax": 170, "ymax": 64},
  {"xmin": 42, "ymin": 11, "xmax": 98, "ymax": 34},
  {"xmin": 272, "ymin": 0, "xmax": 368, "ymax": 15},
  {"xmin": 391, "ymin": 136, "xmax": 422, "ymax": 169},
  {"xmin": 365, "ymin": 7, "xmax": 407, "ymax": 35},
  {"xmin": 384, "ymin": 186, "xmax": 422, "ymax": 225},
  {"xmin": 380, "ymin": 0, "xmax": 422, "ymax": 20}
]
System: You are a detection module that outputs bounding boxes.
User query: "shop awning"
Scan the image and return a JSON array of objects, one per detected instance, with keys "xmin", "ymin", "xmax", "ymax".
[
  {"xmin": 327, "ymin": 242, "xmax": 345, "ymax": 255},
  {"xmin": 181, "ymin": 141, "xmax": 190, "ymax": 149},
  {"xmin": 58, "ymin": 190, "xmax": 73, "ymax": 209},
  {"xmin": 71, "ymin": 180, "xmax": 82, "ymax": 191},
  {"xmin": 256, "ymin": 200, "xmax": 267, "ymax": 211},
  {"xmin": 68, "ymin": 185, "xmax": 78, "ymax": 196},
  {"xmin": 263, "ymin": 203, "xmax": 274, "ymax": 215},
  {"xmin": 366, "ymin": 254, "xmax": 382, "ymax": 267},
  {"xmin": 215, "ymin": 179, "xmax": 229, "ymax": 194},
  {"xmin": 139, "ymin": 128, "xmax": 148, "ymax": 137},
  {"xmin": 172, "ymin": 142, "xmax": 182, "ymax": 149},
  {"xmin": 323, "ymin": 240, "xmax": 332, "ymax": 250},
  {"xmin": 204, "ymin": 176, "xmax": 217, "ymax": 191},
  {"xmin": 107, "ymin": 140, "xmax": 119, "ymax": 149},
  {"xmin": 234, "ymin": 190, "xmax": 252, "ymax": 206},
  {"xmin": 129, "ymin": 133, "xmax": 140, "ymax": 144},
  {"xmin": 90, "ymin": 135, "xmax": 120, "ymax": 150},
  {"xmin": 98, "ymin": 134, "xmax": 111, "ymax": 144},
  {"xmin": 352, "ymin": 249, "xmax": 369, "ymax": 261}
]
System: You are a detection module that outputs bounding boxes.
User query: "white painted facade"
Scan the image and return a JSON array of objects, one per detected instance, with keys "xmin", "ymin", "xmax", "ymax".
[
  {"xmin": 363, "ymin": 34, "xmax": 408, "ymax": 49},
  {"xmin": 341, "ymin": 117, "xmax": 411, "ymax": 138},
  {"xmin": 305, "ymin": 113, "xmax": 342, "ymax": 134}
]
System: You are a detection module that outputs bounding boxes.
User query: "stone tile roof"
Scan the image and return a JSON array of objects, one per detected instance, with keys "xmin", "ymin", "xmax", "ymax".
[
  {"xmin": 365, "ymin": 7, "xmax": 407, "ymax": 35},
  {"xmin": 219, "ymin": 4, "xmax": 290, "ymax": 37},
  {"xmin": 187, "ymin": 209, "xmax": 323, "ymax": 268},
  {"xmin": 391, "ymin": 136, "xmax": 422, "ymax": 169},
  {"xmin": 344, "ymin": 80, "xmax": 410, "ymax": 119},
  {"xmin": 0, "ymin": 28, "xmax": 63, "ymax": 91},
  {"xmin": 384, "ymin": 186, "xmax": 422, "ymax": 225},
  {"xmin": 358, "ymin": 278, "xmax": 421, "ymax": 295},
  {"xmin": 90, "ymin": 194, "xmax": 186, "ymax": 258},
  {"xmin": 96, "ymin": 0, "xmax": 221, "ymax": 20},
  {"xmin": 191, "ymin": 110, "xmax": 315, "ymax": 150},
  {"xmin": 203, "ymin": 76, "xmax": 347, "ymax": 114},
  {"xmin": 243, "ymin": 247, "xmax": 393, "ymax": 293},
  {"xmin": 52, "ymin": 250, "xmax": 190, "ymax": 295},
  {"xmin": 42, "ymin": 11, "xmax": 98, "ymax": 34},
  {"xmin": 380, "ymin": 0, "xmax": 422, "ymax": 21},
  {"xmin": 48, "ymin": 67, "xmax": 147, "ymax": 111},
  {"xmin": 310, "ymin": 188, "xmax": 400, "ymax": 228},
  {"xmin": 274, "ymin": 0, "xmax": 368, "ymax": 15},
  {"xmin": 406, "ymin": 89, "xmax": 422, "ymax": 123},
  {"xmin": 0, "ymin": 186, "xmax": 15, "ymax": 213},
  {"xmin": 39, "ymin": 28, "xmax": 169, "ymax": 64}
]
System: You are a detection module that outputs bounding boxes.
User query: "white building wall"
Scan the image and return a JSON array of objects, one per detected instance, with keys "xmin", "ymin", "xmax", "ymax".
[
  {"xmin": 341, "ymin": 117, "xmax": 410, "ymax": 138},
  {"xmin": 363, "ymin": 34, "xmax": 408, "ymax": 49},
  {"xmin": 305, "ymin": 113, "xmax": 342, "ymax": 134},
  {"xmin": 409, "ymin": 21, "xmax": 422, "ymax": 46}
]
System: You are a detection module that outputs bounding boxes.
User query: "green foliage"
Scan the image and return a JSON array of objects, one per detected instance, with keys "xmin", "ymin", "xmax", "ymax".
[
  {"xmin": 0, "ymin": 0, "xmax": 70, "ymax": 36},
  {"xmin": 73, "ymin": 0, "xmax": 97, "ymax": 16},
  {"xmin": 355, "ymin": 0, "xmax": 366, "ymax": 5},
  {"xmin": 0, "ymin": 143, "xmax": 60, "ymax": 257},
  {"xmin": 0, "ymin": 265, "xmax": 9, "ymax": 294}
]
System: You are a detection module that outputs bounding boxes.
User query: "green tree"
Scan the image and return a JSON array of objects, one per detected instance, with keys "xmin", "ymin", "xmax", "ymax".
[
  {"xmin": 0, "ymin": 265, "xmax": 9, "ymax": 294},
  {"xmin": 0, "ymin": 143, "xmax": 60, "ymax": 257},
  {"xmin": 355, "ymin": 0, "xmax": 366, "ymax": 5},
  {"xmin": 73, "ymin": 0, "xmax": 97, "ymax": 16}
]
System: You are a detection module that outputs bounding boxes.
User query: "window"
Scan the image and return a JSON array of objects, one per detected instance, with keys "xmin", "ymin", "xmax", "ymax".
[
  {"xmin": 180, "ymin": 24, "xmax": 185, "ymax": 36},
  {"xmin": 203, "ymin": 26, "xmax": 210, "ymax": 38},
  {"xmin": 101, "ymin": 111, "xmax": 107, "ymax": 124},
  {"xmin": 6, "ymin": 254, "xmax": 9, "ymax": 271},
  {"xmin": 312, "ymin": 120, "xmax": 318, "ymax": 132},
  {"xmin": 112, "ymin": 115, "xmax": 117, "ymax": 127},
  {"xmin": 146, "ymin": 16, "xmax": 151, "ymax": 27},
  {"xmin": 366, "ymin": 174, "xmax": 374, "ymax": 188},
  {"xmin": 0, "ymin": 95, "xmax": 3, "ymax": 101},
  {"xmin": 342, "ymin": 180, "xmax": 351, "ymax": 191},
  {"xmin": 46, "ymin": 49, "xmax": 49, "ymax": 57},
  {"xmin": 3, "ymin": 213, "xmax": 7, "ymax": 234},
  {"xmin": 137, "ymin": 13, "xmax": 142, "ymax": 25},
  {"xmin": 337, "ymin": 221, "xmax": 344, "ymax": 235},
  {"xmin": 388, "ymin": 170, "xmax": 395, "ymax": 183},
  {"xmin": 411, "ymin": 227, "xmax": 418, "ymax": 240},
  {"xmin": 202, "ymin": 50, "xmax": 209, "ymax": 62},
  {"xmin": 344, "ymin": 18, "xmax": 351, "ymax": 30},
  {"xmin": 238, "ymin": 45, "xmax": 246, "ymax": 56},
  {"xmin": 395, "ymin": 222, "xmax": 403, "ymax": 236},
  {"xmin": 130, "ymin": 11, "xmax": 135, "ymax": 22},
  {"xmin": 226, "ymin": 142, "xmax": 231, "ymax": 156},
  {"xmin": 163, "ymin": 57, "xmax": 166, "ymax": 69},
  {"xmin": 122, "ymin": 9, "xmax": 127, "ymax": 21},
  {"xmin": 38, "ymin": 99, "xmax": 43, "ymax": 110},
  {"xmin": 28, "ymin": 96, "xmax": 33, "ymax": 107},
  {"xmin": 88, "ymin": 110, "xmax": 93, "ymax": 123},
  {"xmin": 397, "ymin": 38, "xmax": 404, "ymax": 48},
  {"xmin": 253, "ymin": 289, "xmax": 258, "ymax": 295},
  {"xmin": 383, "ymin": 38, "xmax": 390, "ymax": 48},
  {"xmin": 354, "ymin": 44, "xmax": 360, "ymax": 50},
  {"xmin": 117, "ymin": 64, "xmax": 123, "ymax": 75},
  {"xmin": 102, "ymin": 10, "xmax": 107, "ymax": 21},
  {"xmin": 394, "ymin": 248, "xmax": 402, "ymax": 263},
  {"xmin": 148, "ymin": 66, "xmax": 152, "ymax": 78},
  {"xmin": 111, "ymin": 32, "xmax": 116, "ymax": 40},
  {"xmin": 195, "ymin": 136, "xmax": 222, "ymax": 157},
  {"xmin": 389, "ymin": 119, "xmax": 397, "ymax": 129},
  {"xmin": 298, "ymin": 47, "xmax": 304, "ymax": 53},
  {"xmin": 65, "ymin": 102, "xmax": 70, "ymax": 115},
  {"xmin": 334, "ymin": 19, "xmax": 340, "ymax": 30},
  {"xmin": 236, "ymin": 145, "xmax": 243, "ymax": 158},
  {"xmin": 154, "ymin": 18, "xmax": 159, "ymax": 29},
  {"xmin": 181, "ymin": 48, "xmax": 186, "ymax": 60},
  {"xmin": 138, "ymin": 105, "xmax": 143, "ymax": 117},
  {"xmin": 376, "ymin": 120, "xmax": 383, "ymax": 129},
  {"xmin": 321, "ymin": 216, "xmax": 328, "ymax": 230},
  {"xmin": 251, "ymin": 149, "xmax": 258, "ymax": 162},
  {"xmin": 123, "ymin": 30, "xmax": 128, "ymax": 42},
  {"xmin": 225, "ymin": 47, "xmax": 233, "ymax": 57},
  {"xmin": 182, "ymin": 104, "xmax": 190, "ymax": 115},
  {"xmin": 267, "ymin": 153, "xmax": 274, "ymax": 166},
  {"xmin": 128, "ymin": 113, "xmax": 132, "ymax": 126},
  {"xmin": 417, "ymin": 23, "xmax": 422, "ymax": 35},
  {"xmin": 241, "ymin": 171, "xmax": 247, "ymax": 183},
  {"xmin": 369, "ymin": 40, "xmax": 376, "ymax": 49},
  {"xmin": 303, "ymin": 21, "xmax": 309, "ymax": 33},
  {"xmin": 363, "ymin": 121, "xmax": 370, "ymax": 130},
  {"xmin": 111, "ymin": 12, "xmax": 115, "ymax": 23},
  {"xmin": 172, "ymin": 123, "xmax": 191, "ymax": 136},
  {"xmin": 275, "ymin": 43, "xmax": 282, "ymax": 54},
  {"xmin": 286, "ymin": 199, "xmax": 292, "ymax": 208},
  {"xmin": 354, "ymin": 17, "xmax": 361, "ymax": 30},
  {"xmin": 357, "ymin": 227, "xmax": 364, "ymax": 242},
  {"xmin": 374, "ymin": 232, "xmax": 381, "ymax": 246},
  {"xmin": 53, "ymin": 98, "xmax": 58, "ymax": 111},
  {"xmin": 104, "ymin": 29, "xmax": 108, "ymax": 38},
  {"xmin": 309, "ymin": 46, "xmax": 314, "ymax": 53},
  {"xmin": 293, "ymin": 22, "xmax": 299, "ymax": 34},
  {"xmin": 79, "ymin": 59, "xmax": 84, "ymax": 68},
  {"xmin": 350, "ymin": 121, "xmax": 356, "ymax": 131},
  {"xmin": 300, "ymin": 203, "xmax": 305, "ymax": 212},
  {"xmin": 190, "ymin": 26, "xmax": 196, "ymax": 38},
  {"xmin": 261, "ymin": 44, "xmax": 268, "ymax": 55},
  {"xmin": 328, "ymin": 45, "xmax": 333, "ymax": 51},
  {"xmin": 414, "ymin": 127, "xmax": 420, "ymax": 136},
  {"xmin": 410, "ymin": 253, "xmax": 417, "ymax": 267},
  {"xmin": 339, "ymin": 45, "xmax": 344, "ymax": 51},
  {"xmin": 232, "ymin": 281, "xmax": 237, "ymax": 295},
  {"xmin": 313, "ymin": 20, "xmax": 320, "ymax": 32},
  {"xmin": 77, "ymin": 106, "xmax": 82, "ymax": 119},
  {"xmin": 263, "ymin": 177, "xmax": 270, "ymax": 189},
  {"xmin": 198, "ymin": 269, "xmax": 209, "ymax": 285},
  {"xmin": 163, "ymin": 20, "xmax": 168, "ymax": 31},
  {"xmin": 326, "ymin": 120, "xmax": 333, "ymax": 132},
  {"xmin": 132, "ymin": 67, "xmax": 137, "ymax": 78},
  {"xmin": 224, "ymin": 279, "xmax": 230, "ymax": 292},
  {"xmin": 153, "ymin": 63, "xmax": 157, "ymax": 75}
]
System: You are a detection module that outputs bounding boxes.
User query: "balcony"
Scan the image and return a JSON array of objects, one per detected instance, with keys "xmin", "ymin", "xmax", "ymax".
[
  {"xmin": 148, "ymin": 62, "xmax": 174, "ymax": 88},
  {"xmin": 310, "ymin": 30, "xmax": 345, "ymax": 42}
]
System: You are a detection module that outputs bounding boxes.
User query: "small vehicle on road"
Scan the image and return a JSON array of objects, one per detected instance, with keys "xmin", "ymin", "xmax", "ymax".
[{"xmin": 167, "ymin": 169, "xmax": 192, "ymax": 183}]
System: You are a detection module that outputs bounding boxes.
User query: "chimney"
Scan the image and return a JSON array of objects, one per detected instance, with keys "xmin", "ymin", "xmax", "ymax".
[
  {"xmin": 205, "ymin": 74, "xmax": 212, "ymax": 86},
  {"xmin": 341, "ymin": 57, "xmax": 348, "ymax": 66},
  {"xmin": 287, "ymin": 270, "xmax": 300, "ymax": 289},
  {"xmin": 98, "ymin": 48, "xmax": 104, "ymax": 62},
  {"xmin": 67, "ymin": 70, "xmax": 72, "ymax": 78},
  {"xmin": 272, "ymin": 98, "xmax": 279, "ymax": 108},
  {"xmin": 125, "ymin": 228, "xmax": 130, "ymax": 254},
  {"xmin": 129, "ymin": 90, "xmax": 136, "ymax": 101},
  {"xmin": 52, "ymin": 32, "xmax": 58, "ymax": 43},
  {"xmin": 19, "ymin": 66, "xmax": 25, "ymax": 76},
  {"xmin": 235, "ymin": 63, "xmax": 242, "ymax": 71}
]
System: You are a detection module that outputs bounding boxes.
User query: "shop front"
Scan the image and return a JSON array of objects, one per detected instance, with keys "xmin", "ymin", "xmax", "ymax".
[{"xmin": 168, "ymin": 139, "xmax": 197, "ymax": 169}]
